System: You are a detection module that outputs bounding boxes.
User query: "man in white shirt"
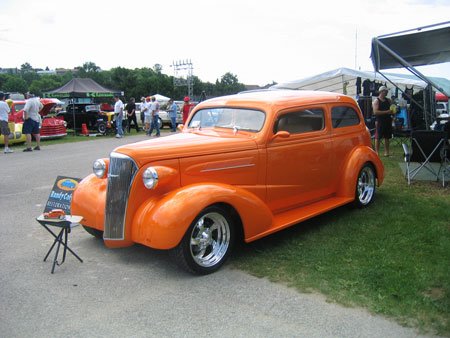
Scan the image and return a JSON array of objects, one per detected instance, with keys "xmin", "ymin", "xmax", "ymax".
[
  {"xmin": 148, "ymin": 96, "xmax": 160, "ymax": 137},
  {"xmin": 23, "ymin": 93, "xmax": 43, "ymax": 152},
  {"xmin": 114, "ymin": 95, "xmax": 124, "ymax": 138},
  {"xmin": 0, "ymin": 92, "xmax": 13, "ymax": 153},
  {"xmin": 142, "ymin": 96, "xmax": 152, "ymax": 135}
]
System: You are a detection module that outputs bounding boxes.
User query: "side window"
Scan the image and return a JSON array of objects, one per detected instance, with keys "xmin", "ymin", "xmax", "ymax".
[
  {"xmin": 331, "ymin": 106, "xmax": 360, "ymax": 128},
  {"xmin": 274, "ymin": 108, "xmax": 324, "ymax": 134}
]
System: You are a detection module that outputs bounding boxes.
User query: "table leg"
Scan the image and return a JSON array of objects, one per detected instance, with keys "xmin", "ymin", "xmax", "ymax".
[{"xmin": 51, "ymin": 229, "xmax": 64, "ymax": 274}]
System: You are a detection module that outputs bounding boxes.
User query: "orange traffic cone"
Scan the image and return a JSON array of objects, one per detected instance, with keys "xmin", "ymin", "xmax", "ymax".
[{"xmin": 81, "ymin": 123, "xmax": 88, "ymax": 136}]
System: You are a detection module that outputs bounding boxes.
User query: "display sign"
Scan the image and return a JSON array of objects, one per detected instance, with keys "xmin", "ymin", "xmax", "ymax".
[{"xmin": 44, "ymin": 176, "xmax": 81, "ymax": 215}]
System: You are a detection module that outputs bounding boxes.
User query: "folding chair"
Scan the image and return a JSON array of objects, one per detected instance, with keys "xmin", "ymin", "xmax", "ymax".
[
  {"xmin": 402, "ymin": 130, "xmax": 449, "ymax": 187},
  {"xmin": 392, "ymin": 129, "xmax": 409, "ymax": 147}
]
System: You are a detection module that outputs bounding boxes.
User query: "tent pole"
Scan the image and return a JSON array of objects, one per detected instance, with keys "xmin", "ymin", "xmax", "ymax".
[{"xmin": 72, "ymin": 98, "xmax": 76, "ymax": 136}]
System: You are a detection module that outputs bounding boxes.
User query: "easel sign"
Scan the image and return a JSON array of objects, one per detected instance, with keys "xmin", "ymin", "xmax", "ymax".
[{"xmin": 44, "ymin": 176, "xmax": 81, "ymax": 215}]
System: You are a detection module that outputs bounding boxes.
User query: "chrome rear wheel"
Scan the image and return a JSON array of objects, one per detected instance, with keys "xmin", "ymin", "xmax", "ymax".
[{"xmin": 355, "ymin": 164, "xmax": 376, "ymax": 207}]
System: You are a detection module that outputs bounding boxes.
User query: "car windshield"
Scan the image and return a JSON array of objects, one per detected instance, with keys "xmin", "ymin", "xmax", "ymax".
[
  {"xmin": 188, "ymin": 108, "xmax": 265, "ymax": 132},
  {"xmin": 14, "ymin": 103, "xmax": 25, "ymax": 111}
]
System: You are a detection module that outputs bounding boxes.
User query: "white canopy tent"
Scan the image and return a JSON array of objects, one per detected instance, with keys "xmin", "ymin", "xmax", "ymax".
[
  {"xmin": 151, "ymin": 94, "xmax": 171, "ymax": 102},
  {"xmin": 271, "ymin": 67, "xmax": 437, "ymax": 98}
]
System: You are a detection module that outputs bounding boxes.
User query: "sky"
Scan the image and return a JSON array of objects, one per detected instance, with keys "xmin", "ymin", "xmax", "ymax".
[{"xmin": 0, "ymin": 0, "xmax": 449, "ymax": 86}]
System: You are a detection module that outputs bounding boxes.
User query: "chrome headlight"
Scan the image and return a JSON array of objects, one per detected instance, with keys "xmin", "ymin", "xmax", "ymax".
[
  {"xmin": 143, "ymin": 167, "xmax": 158, "ymax": 189},
  {"xmin": 93, "ymin": 159, "xmax": 107, "ymax": 178}
]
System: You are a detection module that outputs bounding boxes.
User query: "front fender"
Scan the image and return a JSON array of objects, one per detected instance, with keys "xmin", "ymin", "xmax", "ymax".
[
  {"xmin": 71, "ymin": 174, "xmax": 107, "ymax": 230},
  {"xmin": 132, "ymin": 183, "xmax": 273, "ymax": 249},
  {"xmin": 337, "ymin": 146, "xmax": 384, "ymax": 198}
]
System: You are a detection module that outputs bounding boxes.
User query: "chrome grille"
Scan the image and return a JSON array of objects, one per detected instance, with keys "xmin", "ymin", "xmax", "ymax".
[{"xmin": 104, "ymin": 152, "xmax": 138, "ymax": 240}]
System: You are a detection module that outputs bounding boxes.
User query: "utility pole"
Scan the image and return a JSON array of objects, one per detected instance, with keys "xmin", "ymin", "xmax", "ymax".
[{"xmin": 172, "ymin": 59, "xmax": 193, "ymax": 98}]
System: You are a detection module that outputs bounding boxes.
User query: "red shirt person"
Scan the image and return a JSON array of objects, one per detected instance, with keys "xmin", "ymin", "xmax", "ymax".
[{"xmin": 181, "ymin": 96, "xmax": 193, "ymax": 124}]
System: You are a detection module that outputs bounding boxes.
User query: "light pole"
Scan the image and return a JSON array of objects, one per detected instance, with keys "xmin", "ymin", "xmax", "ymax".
[{"xmin": 172, "ymin": 59, "xmax": 193, "ymax": 98}]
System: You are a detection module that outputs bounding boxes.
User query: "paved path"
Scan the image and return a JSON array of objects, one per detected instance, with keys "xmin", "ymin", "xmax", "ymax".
[{"xmin": 0, "ymin": 133, "xmax": 432, "ymax": 337}]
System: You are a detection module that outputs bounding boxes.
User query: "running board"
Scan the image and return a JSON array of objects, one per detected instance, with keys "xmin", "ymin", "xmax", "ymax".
[{"xmin": 247, "ymin": 197, "xmax": 353, "ymax": 242}]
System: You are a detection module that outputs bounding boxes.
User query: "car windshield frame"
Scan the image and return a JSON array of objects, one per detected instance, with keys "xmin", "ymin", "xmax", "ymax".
[{"xmin": 188, "ymin": 107, "xmax": 266, "ymax": 133}]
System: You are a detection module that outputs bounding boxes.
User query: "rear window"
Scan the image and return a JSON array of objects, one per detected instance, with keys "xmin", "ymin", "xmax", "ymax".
[{"xmin": 331, "ymin": 106, "xmax": 360, "ymax": 128}]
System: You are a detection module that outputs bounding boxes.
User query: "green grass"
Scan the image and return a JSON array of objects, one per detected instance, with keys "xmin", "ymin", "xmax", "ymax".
[{"xmin": 233, "ymin": 143, "xmax": 450, "ymax": 335}]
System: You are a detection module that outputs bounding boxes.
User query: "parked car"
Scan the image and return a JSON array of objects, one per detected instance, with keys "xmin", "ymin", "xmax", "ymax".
[
  {"xmin": 158, "ymin": 103, "xmax": 183, "ymax": 129},
  {"xmin": 0, "ymin": 121, "xmax": 26, "ymax": 145},
  {"xmin": 71, "ymin": 90, "xmax": 384, "ymax": 274},
  {"xmin": 436, "ymin": 101, "xmax": 448, "ymax": 115},
  {"xmin": 8, "ymin": 98, "xmax": 67, "ymax": 139},
  {"xmin": 57, "ymin": 103, "xmax": 112, "ymax": 134}
]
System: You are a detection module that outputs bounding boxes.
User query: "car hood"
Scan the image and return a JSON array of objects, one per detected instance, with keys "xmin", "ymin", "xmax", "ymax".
[
  {"xmin": 114, "ymin": 131, "xmax": 258, "ymax": 167},
  {"xmin": 13, "ymin": 99, "xmax": 61, "ymax": 116}
]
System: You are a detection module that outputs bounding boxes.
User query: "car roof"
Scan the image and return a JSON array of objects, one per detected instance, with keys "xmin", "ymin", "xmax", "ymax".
[{"xmin": 196, "ymin": 90, "xmax": 356, "ymax": 110}]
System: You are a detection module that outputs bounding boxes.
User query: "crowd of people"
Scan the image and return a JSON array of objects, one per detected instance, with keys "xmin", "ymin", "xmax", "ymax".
[
  {"xmin": 114, "ymin": 95, "xmax": 194, "ymax": 138},
  {"xmin": 0, "ymin": 92, "xmax": 196, "ymax": 155}
]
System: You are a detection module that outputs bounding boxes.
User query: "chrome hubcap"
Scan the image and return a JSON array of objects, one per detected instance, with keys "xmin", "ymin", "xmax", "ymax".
[
  {"xmin": 357, "ymin": 166, "xmax": 375, "ymax": 205},
  {"xmin": 190, "ymin": 212, "xmax": 230, "ymax": 268}
]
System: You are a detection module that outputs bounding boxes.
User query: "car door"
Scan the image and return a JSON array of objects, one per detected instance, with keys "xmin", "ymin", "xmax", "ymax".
[{"xmin": 266, "ymin": 106, "xmax": 333, "ymax": 213}]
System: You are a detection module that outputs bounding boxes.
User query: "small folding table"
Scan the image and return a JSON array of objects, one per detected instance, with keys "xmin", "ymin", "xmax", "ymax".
[{"xmin": 36, "ymin": 215, "xmax": 83, "ymax": 274}]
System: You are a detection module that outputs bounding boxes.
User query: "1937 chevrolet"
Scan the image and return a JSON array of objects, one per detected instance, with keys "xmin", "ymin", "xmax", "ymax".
[{"xmin": 71, "ymin": 90, "xmax": 384, "ymax": 274}]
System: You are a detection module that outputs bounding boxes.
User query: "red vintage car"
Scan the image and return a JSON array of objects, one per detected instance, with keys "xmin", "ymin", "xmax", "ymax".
[{"xmin": 9, "ymin": 98, "xmax": 67, "ymax": 139}]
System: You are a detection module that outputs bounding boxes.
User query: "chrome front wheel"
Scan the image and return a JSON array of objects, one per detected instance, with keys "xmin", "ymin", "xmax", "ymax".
[{"xmin": 172, "ymin": 206, "xmax": 234, "ymax": 274}]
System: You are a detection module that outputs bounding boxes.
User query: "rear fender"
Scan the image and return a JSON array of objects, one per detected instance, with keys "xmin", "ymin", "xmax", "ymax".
[
  {"xmin": 132, "ymin": 183, "xmax": 273, "ymax": 249},
  {"xmin": 337, "ymin": 146, "xmax": 384, "ymax": 198}
]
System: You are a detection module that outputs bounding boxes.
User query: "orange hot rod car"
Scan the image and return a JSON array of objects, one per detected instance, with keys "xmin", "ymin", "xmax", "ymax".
[{"xmin": 71, "ymin": 90, "xmax": 384, "ymax": 274}]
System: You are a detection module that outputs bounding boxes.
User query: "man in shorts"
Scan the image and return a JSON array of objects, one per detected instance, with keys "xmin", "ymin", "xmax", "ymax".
[
  {"xmin": 0, "ymin": 92, "xmax": 13, "ymax": 153},
  {"xmin": 23, "ymin": 93, "xmax": 43, "ymax": 152}
]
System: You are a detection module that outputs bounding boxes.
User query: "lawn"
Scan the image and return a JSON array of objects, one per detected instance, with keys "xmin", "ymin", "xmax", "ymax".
[{"xmin": 233, "ymin": 143, "xmax": 450, "ymax": 335}]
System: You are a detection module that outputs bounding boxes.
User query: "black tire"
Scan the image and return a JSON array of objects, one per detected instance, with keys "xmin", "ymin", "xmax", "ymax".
[
  {"xmin": 82, "ymin": 225, "xmax": 103, "ymax": 239},
  {"xmin": 97, "ymin": 122, "xmax": 107, "ymax": 134},
  {"xmin": 353, "ymin": 163, "xmax": 376, "ymax": 208},
  {"xmin": 171, "ymin": 206, "xmax": 235, "ymax": 275}
]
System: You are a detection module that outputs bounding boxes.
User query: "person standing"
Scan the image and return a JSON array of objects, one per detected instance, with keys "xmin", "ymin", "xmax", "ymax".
[
  {"xmin": 114, "ymin": 95, "xmax": 124, "ymax": 138},
  {"xmin": 0, "ymin": 92, "xmax": 13, "ymax": 153},
  {"xmin": 372, "ymin": 86, "xmax": 393, "ymax": 156},
  {"xmin": 167, "ymin": 99, "xmax": 178, "ymax": 132},
  {"xmin": 142, "ymin": 96, "xmax": 152, "ymax": 135},
  {"xmin": 126, "ymin": 97, "xmax": 139, "ymax": 133},
  {"xmin": 22, "ymin": 93, "xmax": 43, "ymax": 152},
  {"xmin": 148, "ymin": 96, "xmax": 160, "ymax": 137},
  {"xmin": 140, "ymin": 97, "xmax": 145, "ymax": 126},
  {"xmin": 181, "ymin": 96, "xmax": 193, "ymax": 124}
]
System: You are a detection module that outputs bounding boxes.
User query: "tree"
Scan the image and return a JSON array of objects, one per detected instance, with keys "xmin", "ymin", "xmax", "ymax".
[
  {"xmin": 3, "ymin": 77, "xmax": 28, "ymax": 94},
  {"xmin": 20, "ymin": 62, "xmax": 33, "ymax": 73},
  {"xmin": 81, "ymin": 61, "xmax": 100, "ymax": 73},
  {"xmin": 216, "ymin": 72, "xmax": 245, "ymax": 96},
  {"xmin": 29, "ymin": 76, "xmax": 64, "ymax": 97},
  {"xmin": 153, "ymin": 64, "xmax": 163, "ymax": 74}
]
